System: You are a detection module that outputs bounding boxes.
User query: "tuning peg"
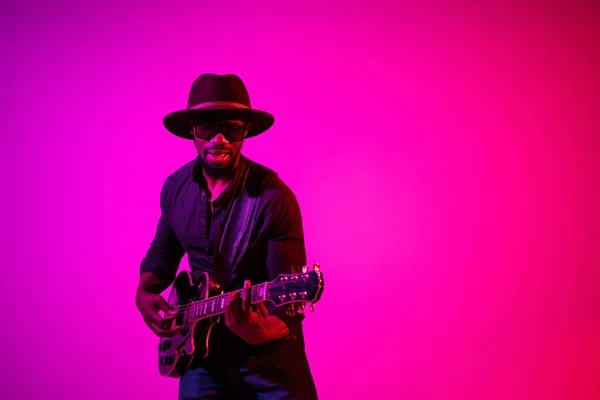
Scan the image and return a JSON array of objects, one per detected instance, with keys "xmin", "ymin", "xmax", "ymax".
[
  {"xmin": 287, "ymin": 304, "xmax": 296, "ymax": 316},
  {"xmin": 313, "ymin": 263, "xmax": 320, "ymax": 272},
  {"xmin": 310, "ymin": 303, "xmax": 315, "ymax": 312},
  {"xmin": 297, "ymin": 304, "xmax": 305, "ymax": 314},
  {"xmin": 302, "ymin": 265, "xmax": 308, "ymax": 273},
  {"xmin": 291, "ymin": 266, "xmax": 301, "ymax": 274}
]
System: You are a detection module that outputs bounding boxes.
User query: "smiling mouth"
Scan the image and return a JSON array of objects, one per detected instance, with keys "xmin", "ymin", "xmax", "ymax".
[{"xmin": 207, "ymin": 150, "xmax": 231, "ymax": 161}]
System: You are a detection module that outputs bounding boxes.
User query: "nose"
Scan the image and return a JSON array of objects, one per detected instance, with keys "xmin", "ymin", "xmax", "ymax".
[{"xmin": 209, "ymin": 133, "xmax": 229, "ymax": 145}]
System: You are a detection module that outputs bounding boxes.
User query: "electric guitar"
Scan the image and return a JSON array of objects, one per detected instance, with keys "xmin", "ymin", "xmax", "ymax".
[{"xmin": 157, "ymin": 264, "xmax": 325, "ymax": 377}]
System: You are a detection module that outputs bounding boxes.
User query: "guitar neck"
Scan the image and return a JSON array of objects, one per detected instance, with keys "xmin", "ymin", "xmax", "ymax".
[{"xmin": 184, "ymin": 282, "xmax": 269, "ymax": 323}]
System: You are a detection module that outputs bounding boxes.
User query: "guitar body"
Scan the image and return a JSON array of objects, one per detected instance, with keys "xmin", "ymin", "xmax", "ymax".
[
  {"xmin": 158, "ymin": 271, "xmax": 219, "ymax": 378},
  {"xmin": 155, "ymin": 264, "xmax": 325, "ymax": 378}
]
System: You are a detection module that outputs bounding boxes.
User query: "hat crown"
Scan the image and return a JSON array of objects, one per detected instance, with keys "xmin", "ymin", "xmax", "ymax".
[
  {"xmin": 163, "ymin": 72, "xmax": 274, "ymax": 140},
  {"xmin": 187, "ymin": 73, "xmax": 251, "ymax": 109}
]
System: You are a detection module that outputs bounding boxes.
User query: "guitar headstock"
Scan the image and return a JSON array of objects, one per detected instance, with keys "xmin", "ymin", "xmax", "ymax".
[{"xmin": 267, "ymin": 263, "xmax": 324, "ymax": 316}]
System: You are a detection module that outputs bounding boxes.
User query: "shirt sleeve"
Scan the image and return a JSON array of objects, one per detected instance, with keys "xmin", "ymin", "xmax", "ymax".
[
  {"xmin": 264, "ymin": 185, "xmax": 308, "ymax": 331},
  {"xmin": 139, "ymin": 179, "xmax": 185, "ymax": 289}
]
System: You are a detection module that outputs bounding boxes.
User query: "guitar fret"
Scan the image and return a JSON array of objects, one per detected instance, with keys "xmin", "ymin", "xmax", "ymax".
[
  {"xmin": 251, "ymin": 283, "xmax": 267, "ymax": 303},
  {"xmin": 185, "ymin": 282, "xmax": 270, "ymax": 323},
  {"xmin": 260, "ymin": 283, "xmax": 267, "ymax": 301}
]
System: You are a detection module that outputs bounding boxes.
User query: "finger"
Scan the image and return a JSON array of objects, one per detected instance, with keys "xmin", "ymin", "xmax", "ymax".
[
  {"xmin": 224, "ymin": 307, "xmax": 238, "ymax": 327},
  {"xmin": 167, "ymin": 308, "xmax": 178, "ymax": 317},
  {"xmin": 242, "ymin": 280, "xmax": 251, "ymax": 314},
  {"xmin": 224, "ymin": 293, "xmax": 244, "ymax": 323},
  {"xmin": 147, "ymin": 310, "xmax": 166, "ymax": 328},
  {"xmin": 149, "ymin": 322, "xmax": 180, "ymax": 338},
  {"xmin": 155, "ymin": 296, "xmax": 171, "ymax": 314},
  {"xmin": 147, "ymin": 306, "xmax": 177, "ymax": 327},
  {"xmin": 162, "ymin": 314, "xmax": 177, "ymax": 324},
  {"xmin": 255, "ymin": 302, "xmax": 269, "ymax": 319},
  {"xmin": 148, "ymin": 321, "xmax": 161, "ymax": 335},
  {"xmin": 152, "ymin": 317, "xmax": 180, "ymax": 333},
  {"xmin": 225, "ymin": 292, "xmax": 240, "ymax": 309}
]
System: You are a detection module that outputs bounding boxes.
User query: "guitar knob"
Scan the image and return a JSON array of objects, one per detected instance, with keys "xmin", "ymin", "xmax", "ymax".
[
  {"xmin": 290, "ymin": 293, "xmax": 297, "ymax": 300},
  {"xmin": 302, "ymin": 274, "xmax": 309, "ymax": 281},
  {"xmin": 291, "ymin": 276, "xmax": 298, "ymax": 282},
  {"xmin": 279, "ymin": 295, "xmax": 286, "ymax": 302},
  {"xmin": 301, "ymin": 291, "xmax": 307, "ymax": 299},
  {"xmin": 280, "ymin": 277, "xmax": 288, "ymax": 282}
]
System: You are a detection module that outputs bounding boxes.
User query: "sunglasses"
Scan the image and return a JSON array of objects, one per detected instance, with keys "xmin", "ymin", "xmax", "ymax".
[{"xmin": 192, "ymin": 120, "xmax": 248, "ymax": 142}]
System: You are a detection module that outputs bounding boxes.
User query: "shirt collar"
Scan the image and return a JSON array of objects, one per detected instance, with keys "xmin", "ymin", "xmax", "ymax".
[{"xmin": 191, "ymin": 154, "xmax": 247, "ymax": 209}]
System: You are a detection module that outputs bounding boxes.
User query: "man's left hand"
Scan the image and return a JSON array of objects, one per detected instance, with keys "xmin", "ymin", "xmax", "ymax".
[{"xmin": 224, "ymin": 280, "xmax": 290, "ymax": 345}]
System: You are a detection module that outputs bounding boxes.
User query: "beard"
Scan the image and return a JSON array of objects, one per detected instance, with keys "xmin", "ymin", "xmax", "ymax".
[{"xmin": 197, "ymin": 148, "xmax": 241, "ymax": 178}]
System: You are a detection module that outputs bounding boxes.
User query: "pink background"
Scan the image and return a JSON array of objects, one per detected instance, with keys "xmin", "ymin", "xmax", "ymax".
[{"xmin": 1, "ymin": 1, "xmax": 599, "ymax": 399}]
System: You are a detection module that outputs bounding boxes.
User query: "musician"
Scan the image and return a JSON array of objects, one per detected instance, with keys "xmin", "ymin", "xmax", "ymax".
[{"xmin": 135, "ymin": 73, "xmax": 318, "ymax": 399}]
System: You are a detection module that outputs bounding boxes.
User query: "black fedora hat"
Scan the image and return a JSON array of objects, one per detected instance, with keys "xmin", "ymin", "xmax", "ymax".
[{"xmin": 163, "ymin": 73, "xmax": 275, "ymax": 139}]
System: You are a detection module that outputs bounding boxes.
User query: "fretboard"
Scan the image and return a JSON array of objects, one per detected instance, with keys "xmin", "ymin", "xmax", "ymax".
[{"xmin": 183, "ymin": 282, "xmax": 269, "ymax": 323}]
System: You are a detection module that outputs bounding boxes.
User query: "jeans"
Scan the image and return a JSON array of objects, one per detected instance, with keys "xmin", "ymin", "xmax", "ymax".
[{"xmin": 178, "ymin": 336, "xmax": 318, "ymax": 400}]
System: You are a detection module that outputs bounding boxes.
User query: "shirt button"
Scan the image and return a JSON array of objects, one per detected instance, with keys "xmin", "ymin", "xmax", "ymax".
[{"xmin": 201, "ymin": 219, "xmax": 206, "ymax": 224}]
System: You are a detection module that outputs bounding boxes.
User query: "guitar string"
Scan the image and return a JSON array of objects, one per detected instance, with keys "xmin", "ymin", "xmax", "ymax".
[
  {"xmin": 172, "ymin": 283, "xmax": 271, "ymax": 312},
  {"xmin": 172, "ymin": 285, "xmax": 302, "ymax": 313},
  {"xmin": 171, "ymin": 279, "xmax": 312, "ymax": 310},
  {"xmin": 170, "ymin": 285, "xmax": 311, "ymax": 320}
]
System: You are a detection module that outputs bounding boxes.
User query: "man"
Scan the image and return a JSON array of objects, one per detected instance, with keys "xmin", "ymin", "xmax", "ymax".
[{"xmin": 135, "ymin": 73, "xmax": 319, "ymax": 399}]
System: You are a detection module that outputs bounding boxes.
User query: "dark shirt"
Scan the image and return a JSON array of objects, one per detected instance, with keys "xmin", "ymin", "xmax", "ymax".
[{"xmin": 140, "ymin": 155, "xmax": 307, "ymax": 350}]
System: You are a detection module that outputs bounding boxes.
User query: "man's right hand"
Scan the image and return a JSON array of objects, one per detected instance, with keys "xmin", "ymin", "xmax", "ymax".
[{"xmin": 135, "ymin": 288, "xmax": 180, "ymax": 337}]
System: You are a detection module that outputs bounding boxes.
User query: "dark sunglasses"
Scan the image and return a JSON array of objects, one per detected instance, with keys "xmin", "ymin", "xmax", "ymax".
[{"xmin": 192, "ymin": 120, "xmax": 248, "ymax": 142}]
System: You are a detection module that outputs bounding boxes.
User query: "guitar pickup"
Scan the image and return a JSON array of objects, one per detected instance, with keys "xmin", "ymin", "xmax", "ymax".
[
  {"xmin": 159, "ymin": 356, "xmax": 175, "ymax": 365},
  {"xmin": 158, "ymin": 340, "xmax": 173, "ymax": 351},
  {"xmin": 158, "ymin": 340, "xmax": 172, "ymax": 351}
]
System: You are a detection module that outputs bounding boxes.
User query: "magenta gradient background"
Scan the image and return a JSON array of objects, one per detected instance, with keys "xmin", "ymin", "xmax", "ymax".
[{"xmin": 1, "ymin": 1, "xmax": 599, "ymax": 399}]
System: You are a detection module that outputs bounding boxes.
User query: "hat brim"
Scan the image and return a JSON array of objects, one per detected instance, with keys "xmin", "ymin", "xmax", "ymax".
[{"xmin": 163, "ymin": 108, "xmax": 275, "ymax": 140}]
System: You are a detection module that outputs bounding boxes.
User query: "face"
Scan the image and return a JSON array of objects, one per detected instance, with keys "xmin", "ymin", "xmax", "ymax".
[{"xmin": 192, "ymin": 120, "xmax": 249, "ymax": 176}]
